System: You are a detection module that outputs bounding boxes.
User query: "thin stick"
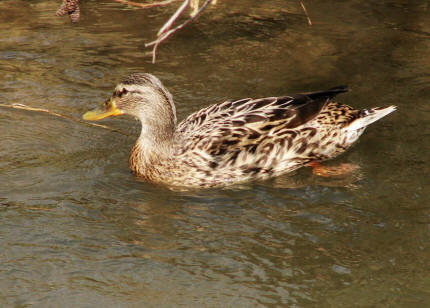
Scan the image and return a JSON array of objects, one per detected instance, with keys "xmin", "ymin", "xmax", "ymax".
[
  {"xmin": 152, "ymin": 41, "xmax": 160, "ymax": 63},
  {"xmin": 0, "ymin": 103, "xmax": 130, "ymax": 137},
  {"xmin": 146, "ymin": 0, "xmax": 213, "ymax": 63},
  {"xmin": 113, "ymin": 0, "xmax": 180, "ymax": 9},
  {"xmin": 158, "ymin": 0, "xmax": 189, "ymax": 36},
  {"xmin": 299, "ymin": 0, "xmax": 312, "ymax": 26}
]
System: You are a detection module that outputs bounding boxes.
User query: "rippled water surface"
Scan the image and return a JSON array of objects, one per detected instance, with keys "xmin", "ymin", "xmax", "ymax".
[{"xmin": 1, "ymin": 0, "xmax": 430, "ymax": 306}]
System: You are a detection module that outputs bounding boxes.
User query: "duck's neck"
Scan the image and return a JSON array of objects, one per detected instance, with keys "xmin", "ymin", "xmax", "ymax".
[
  {"xmin": 129, "ymin": 118, "xmax": 177, "ymax": 179},
  {"xmin": 138, "ymin": 119, "xmax": 176, "ymax": 153}
]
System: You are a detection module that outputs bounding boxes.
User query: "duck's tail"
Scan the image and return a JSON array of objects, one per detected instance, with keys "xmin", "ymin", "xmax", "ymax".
[{"xmin": 348, "ymin": 105, "xmax": 397, "ymax": 131}]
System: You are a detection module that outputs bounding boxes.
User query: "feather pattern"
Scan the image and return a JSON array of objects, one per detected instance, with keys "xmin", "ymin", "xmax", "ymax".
[{"xmin": 83, "ymin": 74, "xmax": 396, "ymax": 188}]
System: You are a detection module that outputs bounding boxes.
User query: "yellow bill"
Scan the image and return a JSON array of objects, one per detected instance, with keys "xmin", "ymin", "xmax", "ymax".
[{"xmin": 82, "ymin": 97, "xmax": 123, "ymax": 121}]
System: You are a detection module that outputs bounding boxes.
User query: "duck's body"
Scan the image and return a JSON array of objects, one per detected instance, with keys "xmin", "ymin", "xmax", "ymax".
[{"xmin": 83, "ymin": 73, "xmax": 395, "ymax": 188}]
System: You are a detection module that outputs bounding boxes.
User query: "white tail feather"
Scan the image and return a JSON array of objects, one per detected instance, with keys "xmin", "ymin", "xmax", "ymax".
[{"xmin": 348, "ymin": 105, "xmax": 396, "ymax": 131}]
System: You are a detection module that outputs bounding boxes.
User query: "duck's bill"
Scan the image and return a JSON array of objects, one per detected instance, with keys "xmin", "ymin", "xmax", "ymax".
[{"xmin": 82, "ymin": 98, "xmax": 123, "ymax": 121}]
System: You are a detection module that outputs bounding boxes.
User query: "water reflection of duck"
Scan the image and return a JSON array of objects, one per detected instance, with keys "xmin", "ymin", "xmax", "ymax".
[{"xmin": 83, "ymin": 73, "xmax": 395, "ymax": 188}]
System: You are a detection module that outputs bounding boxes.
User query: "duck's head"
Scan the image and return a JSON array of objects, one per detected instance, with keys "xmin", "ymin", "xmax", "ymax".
[{"xmin": 83, "ymin": 73, "xmax": 177, "ymax": 131}]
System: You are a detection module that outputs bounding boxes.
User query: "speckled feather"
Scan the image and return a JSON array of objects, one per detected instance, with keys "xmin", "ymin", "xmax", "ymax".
[{"xmin": 89, "ymin": 73, "xmax": 396, "ymax": 188}]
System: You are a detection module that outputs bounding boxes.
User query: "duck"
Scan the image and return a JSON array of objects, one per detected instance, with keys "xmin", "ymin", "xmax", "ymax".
[{"xmin": 83, "ymin": 73, "xmax": 396, "ymax": 188}]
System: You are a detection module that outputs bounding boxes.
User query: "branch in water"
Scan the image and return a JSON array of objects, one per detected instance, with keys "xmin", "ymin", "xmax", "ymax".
[
  {"xmin": 0, "ymin": 103, "xmax": 130, "ymax": 137},
  {"xmin": 157, "ymin": 0, "xmax": 190, "ymax": 36},
  {"xmin": 145, "ymin": 0, "xmax": 214, "ymax": 63},
  {"xmin": 112, "ymin": 0, "xmax": 181, "ymax": 9},
  {"xmin": 299, "ymin": 0, "xmax": 312, "ymax": 26}
]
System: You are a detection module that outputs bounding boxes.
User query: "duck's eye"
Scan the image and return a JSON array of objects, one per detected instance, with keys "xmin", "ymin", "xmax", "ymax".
[{"xmin": 113, "ymin": 88, "xmax": 128, "ymax": 98}]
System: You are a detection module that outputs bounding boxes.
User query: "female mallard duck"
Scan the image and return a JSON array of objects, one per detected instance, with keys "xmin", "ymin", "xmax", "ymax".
[{"xmin": 83, "ymin": 73, "xmax": 395, "ymax": 188}]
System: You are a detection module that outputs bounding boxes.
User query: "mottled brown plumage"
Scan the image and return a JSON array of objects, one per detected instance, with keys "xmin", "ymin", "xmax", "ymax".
[{"xmin": 83, "ymin": 73, "xmax": 396, "ymax": 188}]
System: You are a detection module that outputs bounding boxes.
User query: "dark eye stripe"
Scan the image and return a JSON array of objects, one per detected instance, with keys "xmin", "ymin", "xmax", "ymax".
[{"xmin": 113, "ymin": 88, "xmax": 130, "ymax": 98}]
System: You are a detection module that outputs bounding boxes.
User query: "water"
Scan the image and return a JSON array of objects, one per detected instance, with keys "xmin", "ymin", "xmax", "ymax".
[{"xmin": 1, "ymin": 0, "xmax": 429, "ymax": 306}]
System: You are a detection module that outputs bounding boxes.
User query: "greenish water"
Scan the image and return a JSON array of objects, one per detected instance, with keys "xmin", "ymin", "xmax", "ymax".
[{"xmin": 1, "ymin": 0, "xmax": 429, "ymax": 306}]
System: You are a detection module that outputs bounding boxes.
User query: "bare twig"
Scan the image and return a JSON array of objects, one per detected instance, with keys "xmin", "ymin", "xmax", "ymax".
[
  {"xmin": 189, "ymin": 0, "xmax": 199, "ymax": 16},
  {"xmin": 145, "ymin": 0, "xmax": 213, "ymax": 63},
  {"xmin": 299, "ymin": 0, "xmax": 312, "ymax": 26},
  {"xmin": 157, "ymin": 0, "xmax": 189, "ymax": 36},
  {"xmin": 113, "ymin": 0, "xmax": 180, "ymax": 9},
  {"xmin": 0, "ymin": 103, "xmax": 130, "ymax": 136},
  {"xmin": 112, "ymin": 0, "xmax": 215, "ymax": 63}
]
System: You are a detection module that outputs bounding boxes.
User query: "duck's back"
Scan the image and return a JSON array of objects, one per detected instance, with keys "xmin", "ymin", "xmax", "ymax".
[{"xmin": 171, "ymin": 87, "xmax": 357, "ymax": 187}]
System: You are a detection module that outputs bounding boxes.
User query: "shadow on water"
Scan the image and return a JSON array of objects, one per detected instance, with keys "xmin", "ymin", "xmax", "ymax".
[{"xmin": 1, "ymin": 0, "xmax": 430, "ymax": 307}]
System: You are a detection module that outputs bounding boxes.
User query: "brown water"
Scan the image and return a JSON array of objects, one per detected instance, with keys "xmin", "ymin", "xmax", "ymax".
[{"xmin": 1, "ymin": 0, "xmax": 429, "ymax": 306}]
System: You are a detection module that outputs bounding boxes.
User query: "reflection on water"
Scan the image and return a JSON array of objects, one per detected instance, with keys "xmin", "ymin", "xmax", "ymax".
[{"xmin": 1, "ymin": 0, "xmax": 430, "ymax": 306}]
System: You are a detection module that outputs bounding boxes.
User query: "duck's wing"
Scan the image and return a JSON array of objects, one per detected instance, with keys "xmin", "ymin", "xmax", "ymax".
[
  {"xmin": 177, "ymin": 86, "xmax": 348, "ymax": 138},
  {"xmin": 176, "ymin": 87, "xmax": 348, "ymax": 164}
]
